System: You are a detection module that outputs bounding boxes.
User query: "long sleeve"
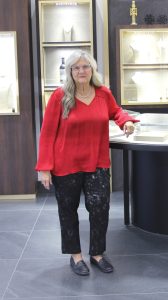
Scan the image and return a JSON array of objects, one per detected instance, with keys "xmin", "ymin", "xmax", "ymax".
[
  {"xmin": 105, "ymin": 87, "xmax": 139, "ymax": 128},
  {"xmin": 35, "ymin": 88, "xmax": 63, "ymax": 171}
]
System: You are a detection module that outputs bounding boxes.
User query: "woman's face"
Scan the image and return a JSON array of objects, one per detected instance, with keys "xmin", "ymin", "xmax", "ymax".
[{"xmin": 71, "ymin": 58, "xmax": 92, "ymax": 86}]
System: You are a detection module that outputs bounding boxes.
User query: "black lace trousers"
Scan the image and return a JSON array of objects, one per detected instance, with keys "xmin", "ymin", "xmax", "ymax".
[{"xmin": 52, "ymin": 168, "xmax": 110, "ymax": 256}]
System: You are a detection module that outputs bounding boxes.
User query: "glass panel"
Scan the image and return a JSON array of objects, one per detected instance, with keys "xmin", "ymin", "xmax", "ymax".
[
  {"xmin": 122, "ymin": 69, "xmax": 168, "ymax": 104},
  {"xmin": 42, "ymin": 3, "xmax": 90, "ymax": 42},
  {"xmin": 43, "ymin": 46, "xmax": 91, "ymax": 87},
  {"xmin": 122, "ymin": 30, "xmax": 168, "ymax": 65},
  {"xmin": 0, "ymin": 31, "xmax": 19, "ymax": 115},
  {"xmin": 120, "ymin": 28, "xmax": 168, "ymax": 105}
]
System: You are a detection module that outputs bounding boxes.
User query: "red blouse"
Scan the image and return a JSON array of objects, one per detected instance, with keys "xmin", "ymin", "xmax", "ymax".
[{"xmin": 36, "ymin": 86, "xmax": 137, "ymax": 176}]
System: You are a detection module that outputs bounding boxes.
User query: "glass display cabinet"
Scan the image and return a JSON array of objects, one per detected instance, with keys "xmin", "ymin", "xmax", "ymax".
[
  {"xmin": 0, "ymin": 31, "xmax": 19, "ymax": 115},
  {"xmin": 38, "ymin": 0, "xmax": 95, "ymax": 112},
  {"xmin": 109, "ymin": 113, "xmax": 168, "ymax": 234},
  {"xmin": 116, "ymin": 25, "xmax": 168, "ymax": 106}
]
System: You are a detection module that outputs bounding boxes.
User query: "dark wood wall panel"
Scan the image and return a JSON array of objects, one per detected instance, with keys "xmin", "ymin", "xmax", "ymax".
[
  {"xmin": 0, "ymin": 0, "xmax": 36, "ymax": 194},
  {"xmin": 108, "ymin": 0, "xmax": 168, "ymax": 109}
]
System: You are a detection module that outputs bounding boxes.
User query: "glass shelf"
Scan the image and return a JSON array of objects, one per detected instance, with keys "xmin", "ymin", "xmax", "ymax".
[
  {"xmin": 41, "ymin": 3, "xmax": 90, "ymax": 43},
  {"xmin": 0, "ymin": 31, "xmax": 20, "ymax": 115},
  {"xmin": 42, "ymin": 41, "xmax": 91, "ymax": 47},
  {"xmin": 117, "ymin": 26, "xmax": 168, "ymax": 106},
  {"xmin": 43, "ymin": 46, "xmax": 90, "ymax": 86},
  {"xmin": 122, "ymin": 68, "xmax": 168, "ymax": 105},
  {"xmin": 38, "ymin": 0, "xmax": 94, "ymax": 112}
]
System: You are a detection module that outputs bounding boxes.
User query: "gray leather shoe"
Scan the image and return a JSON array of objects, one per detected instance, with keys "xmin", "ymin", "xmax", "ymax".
[
  {"xmin": 70, "ymin": 256, "xmax": 90, "ymax": 276},
  {"xmin": 90, "ymin": 256, "xmax": 114, "ymax": 273}
]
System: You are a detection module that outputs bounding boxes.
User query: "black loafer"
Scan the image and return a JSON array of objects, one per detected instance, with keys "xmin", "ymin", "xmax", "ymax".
[
  {"xmin": 70, "ymin": 256, "xmax": 90, "ymax": 276},
  {"xmin": 90, "ymin": 256, "xmax": 114, "ymax": 273}
]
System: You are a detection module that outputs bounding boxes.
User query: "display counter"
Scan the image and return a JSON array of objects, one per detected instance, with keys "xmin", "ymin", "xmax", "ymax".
[{"xmin": 109, "ymin": 113, "xmax": 168, "ymax": 235}]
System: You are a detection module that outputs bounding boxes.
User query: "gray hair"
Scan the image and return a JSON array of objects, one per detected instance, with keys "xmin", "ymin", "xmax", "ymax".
[{"xmin": 62, "ymin": 50, "xmax": 102, "ymax": 118}]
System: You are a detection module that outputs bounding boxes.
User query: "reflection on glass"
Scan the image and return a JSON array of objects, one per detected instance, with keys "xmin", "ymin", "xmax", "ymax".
[
  {"xmin": 0, "ymin": 31, "xmax": 19, "ymax": 115},
  {"xmin": 43, "ymin": 4, "xmax": 90, "ymax": 42}
]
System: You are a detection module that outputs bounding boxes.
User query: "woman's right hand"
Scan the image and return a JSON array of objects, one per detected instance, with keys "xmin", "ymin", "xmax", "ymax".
[{"xmin": 40, "ymin": 171, "xmax": 52, "ymax": 190}]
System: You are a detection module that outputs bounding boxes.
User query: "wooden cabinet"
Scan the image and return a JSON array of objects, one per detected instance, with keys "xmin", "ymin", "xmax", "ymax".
[
  {"xmin": 37, "ymin": 0, "xmax": 95, "ymax": 112},
  {"xmin": 116, "ymin": 25, "xmax": 168, "ymax": 108},
  {"xmin": 0, "ymin": 0, "xmax": 36, "ymax": 196}
]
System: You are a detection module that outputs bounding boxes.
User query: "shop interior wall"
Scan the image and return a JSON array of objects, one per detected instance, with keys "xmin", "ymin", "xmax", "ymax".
[
  {"xmin": 31, "ymin": 0, "xmax": 107, "ymax": 149},
  {"xmin": 0, "ymin": 0, "xmax": 36, "ymax": 195},
  {"xmin": 108, "ymin": 0, "xmax": 168, "ymax": 190},
  {"xmin": 31, "ymin": 0, "xmax": 109, "ymax": 192},
  {"xmin": 31, "ymin": 0, "xmax": 168, "ymax": 192}
]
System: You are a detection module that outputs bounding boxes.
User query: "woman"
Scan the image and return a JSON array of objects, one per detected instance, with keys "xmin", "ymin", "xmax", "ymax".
[{"xmin": 36, "ymin": 50, "xmax": 138, "ymax": 276}]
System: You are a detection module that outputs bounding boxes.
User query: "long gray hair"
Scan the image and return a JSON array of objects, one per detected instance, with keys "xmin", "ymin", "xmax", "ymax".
[{"xmin": 62, "ymin": 50, "xmax": 102, "ymax": 118}]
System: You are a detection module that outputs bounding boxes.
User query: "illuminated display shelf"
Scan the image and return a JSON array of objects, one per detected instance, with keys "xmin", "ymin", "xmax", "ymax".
[
  {"xmin": 0, "ymin": 31, "xmax": 20, "ymax": 115},
  {"xmin": 116, "ymin": 25, "xmax": 168, "ymax": 106},
  {"xmin": 38, "ymin": 0, "xmax": 94, "ymax": 111}
]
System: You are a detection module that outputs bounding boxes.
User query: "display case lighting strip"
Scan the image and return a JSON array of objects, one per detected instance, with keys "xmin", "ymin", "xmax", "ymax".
[{"xmin": 55, "ymin": 2, "xmax": 77, "ymax": 5}]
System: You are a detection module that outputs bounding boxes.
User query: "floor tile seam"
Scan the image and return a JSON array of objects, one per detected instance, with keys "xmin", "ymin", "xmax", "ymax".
[
  {"xmin": 42, "ymin": 208, "xmax": 59, "ymax": 211},
  {"xmin": 29, "ymin": 229, "xmax": 61, "ymax": 232},
  {"xmin": 0, "ymin": 258, "xmax": 20, "ymax": 261},
  {"xmin": 15, "ymin": 256, "xmax": 70, "ymax": 261},
  {"xmin": 109, "ymin": 252, "xmax": 168, "ymax": 257},
  {"xmin": 5, "ymin": 251, "xmax": 168, "ymax": 261},
  {"xmin": 0, "ymin": 228, "xmax": 61, "ymax": 232},
  {"xmin": 77, "ymin": 205, "xmax": 123, "ymax": 208},
  {"xmin": 108, "ymin": 226, "xmax": 128, "ymax": 229},
  {"xmin": 0, "ymin": 230, "xmax": 31, "ymax": 233},
  {"xmin": 0, "ymin": 209, "xmax": 43, "ymax": 212},
  {"xmin": 40, "ymin": 206, "xmax": 122, "ymax": 210},
  {"xmin": 40, "ymin": 208, "xmax": 58, "ymax": 211},
  {"xmin": 3, "ymin": 291, "xmax": 168, "ymax": 299},
  {"xmin": 24, "ymin": 228, "xmax": 128, "ymax": 232},
  {"xmin": 1, "ymin": 195, "xmax": 48, "ymax": 300},
  {"xmin": 0, "ymin": 228, "xmax": 128, "ymax": 233},
  {"xmin": 31, "ymin": 227, "xmax": 127, "ymax": 232}
]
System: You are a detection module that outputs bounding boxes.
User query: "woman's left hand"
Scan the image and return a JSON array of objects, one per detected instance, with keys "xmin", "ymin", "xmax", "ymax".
[{"xmin": 123, "ymin": 121, "xmax": 135, "ymax": 137}]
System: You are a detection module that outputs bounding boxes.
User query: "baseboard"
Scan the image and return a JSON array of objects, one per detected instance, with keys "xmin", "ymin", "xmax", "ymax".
[{"xmin": 0, "ymin": 194, "xmax": 36, "ymax": 200}]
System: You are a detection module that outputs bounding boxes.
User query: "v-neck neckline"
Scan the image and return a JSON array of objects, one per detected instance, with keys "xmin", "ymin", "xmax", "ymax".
[{"xmin": 75, "ymin": 88, "xmax": 96, "ymax": 106}]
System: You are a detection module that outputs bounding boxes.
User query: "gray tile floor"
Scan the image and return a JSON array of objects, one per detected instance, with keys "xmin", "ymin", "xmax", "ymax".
[{"xmin": 0, "ymin": 191, "xmax": 168, "ymax": 300}]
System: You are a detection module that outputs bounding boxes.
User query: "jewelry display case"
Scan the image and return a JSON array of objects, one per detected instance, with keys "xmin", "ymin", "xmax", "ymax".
[
  {"xmin": 109, "ymin": 113, "xmax": 168, "ymax": 234},
  {"xmin": 116, "ymin": 25, "xmax": 168, "ymax": 107},
  {"xmin": 0, "ymin": 31, "xmax": 19, "ymax": 115},
  {"xmin": 38, "ymin": 0, "xmax": 95, "ymax": 112},
  {"xmin": 109, "ymin": 113, "xmax": 168, "ymax": 144}
]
